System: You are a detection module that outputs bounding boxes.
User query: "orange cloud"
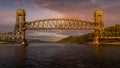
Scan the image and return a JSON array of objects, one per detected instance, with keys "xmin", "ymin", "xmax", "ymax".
[{"xmin": 11, "ymin": 0, "xmax": 120, "ymax": 26}]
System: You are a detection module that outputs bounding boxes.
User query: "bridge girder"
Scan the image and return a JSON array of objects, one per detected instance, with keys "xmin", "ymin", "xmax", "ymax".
[
  {"xmin": 26, "ymin": 18, "xmax": 97, "ymax": 30},
  {"xmin": 0, "ymin": 32, "xmax": 20, "ymax": 40}
]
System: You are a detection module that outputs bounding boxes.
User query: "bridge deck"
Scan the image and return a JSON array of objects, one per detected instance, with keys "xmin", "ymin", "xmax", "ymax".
[{"xmin": 0, "ymin": 32, "xmax": 20, "ymax": 40}]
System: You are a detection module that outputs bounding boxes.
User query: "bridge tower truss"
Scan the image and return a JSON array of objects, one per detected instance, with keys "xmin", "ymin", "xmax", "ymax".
[
  {"xmin": 16, "ymin": 9, "xmax": 27, "ymax": 46},
  {"xmin": 94, "ymin": 10, "xmax": 104, "ymax": 44}
]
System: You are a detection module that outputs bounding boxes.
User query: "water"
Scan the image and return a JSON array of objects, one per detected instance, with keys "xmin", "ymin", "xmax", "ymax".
[{"xmin": 0, "ymin": 43, "xmax": 120, "ymax": 68}]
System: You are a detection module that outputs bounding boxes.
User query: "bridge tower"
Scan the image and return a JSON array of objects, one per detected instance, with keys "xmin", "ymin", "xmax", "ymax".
[
  {"xmin": 16, "ymin": 9, "xmax": 27, "ymax": 46},
  {"xmin": 94, "ymin": 10, "xmax": 104, "ymax": 44}
]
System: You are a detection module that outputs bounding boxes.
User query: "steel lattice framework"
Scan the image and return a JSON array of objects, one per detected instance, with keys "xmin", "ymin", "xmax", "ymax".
[
  {"xmin": 26, "ymin": 18, "xmax": 95, "ymax": 30},
  {"xmin": 100, "ymin": 32, "xmax": 120, "ymax": 39},
  {"xmin": 0, "ymin": 32, "xmax": 20, "ymax": 40}
]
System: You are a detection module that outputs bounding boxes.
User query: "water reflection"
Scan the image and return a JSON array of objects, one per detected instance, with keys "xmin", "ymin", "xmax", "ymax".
[
  {"xmin": 14, "ymin": 46, "xmax": 27, "ymax": 68},
  {"xmin": 0, "ymin": 43, "xmax": 120, "ymax": 68},
  {"xmin": 93, "ymin": 44, "xmax": 120, "ymax": 68},
  {"xmin": 94, "ymin": 44, "xmax": 101, "ymax": 58},
  {"xmin": 93, "ymin": 44, "xmax": 103, "ymax": 68}
]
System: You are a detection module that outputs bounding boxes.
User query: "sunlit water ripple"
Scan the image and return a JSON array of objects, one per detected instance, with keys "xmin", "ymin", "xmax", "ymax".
[{"xmin": 0, "ymin": 43, "xmax": 120, "ymax": 68}]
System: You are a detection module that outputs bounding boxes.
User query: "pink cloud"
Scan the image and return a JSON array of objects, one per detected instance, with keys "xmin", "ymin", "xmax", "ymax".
[
  {"xmin": 91, "ymin": 0, "xmax": 97, "ymax": 3},
  {"xmin": 0, "ymin": 8, "xmax": 16, "ymax": 31},
  {"xmin": 31, "ymin": 0, "xmax": 120, "ymax": 26},
  {"xmin": 0, "ymin": 7, "xmax": 15, "ymax": 25},
  {"xmin": 11, "ymin": 0, "xmax": 120, "ymax": 27}
]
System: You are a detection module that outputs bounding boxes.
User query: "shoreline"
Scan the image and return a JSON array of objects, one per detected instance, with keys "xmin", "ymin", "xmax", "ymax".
[
  {"xmin": 87, "ymin": 42, "xmax": 120, "ymax": 45},
  {"xmin": 0, "ymin": 41, "xmax": 120, "ymax": 45}
]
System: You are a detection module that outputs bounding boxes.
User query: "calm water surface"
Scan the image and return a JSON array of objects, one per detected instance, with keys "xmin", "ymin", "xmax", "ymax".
[{"xmin": 0, "ymin": 43, "xmax": 120, "ymax": 68}]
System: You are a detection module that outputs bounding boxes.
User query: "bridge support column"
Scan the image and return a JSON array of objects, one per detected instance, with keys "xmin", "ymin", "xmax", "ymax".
[
  {"xmin": 94, "ymin": 29, "xmax": 99, "ymax": 44},
  {"xmin": 16, "ymin": 9, "xmax": 27, "ymax": 46},
  {"xmin": 94, "ymin": 10, "xmax": 103, "ymax": 45},
  {"xmin": 21, "ymin": 14, "xmax": 27, "ymax": 47},
  {"xmin": 21, "ymin": 21, "xmax": 27, "ymax": 46}
]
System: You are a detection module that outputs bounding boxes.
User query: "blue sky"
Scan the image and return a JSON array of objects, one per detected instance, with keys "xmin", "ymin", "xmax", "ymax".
[{"xmin": 0, "ymin": 0, "xmax": 120, "ymax": 41}]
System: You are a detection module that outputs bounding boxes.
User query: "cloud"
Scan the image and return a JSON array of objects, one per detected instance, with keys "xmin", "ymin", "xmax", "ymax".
[
  {"xmin": 0, "ymin": 24, "xmax": 14, "ymax": 32},
  {"xmin": 2, "ymin": 0, "xmax": 119, "ymax": 37},
  {"xmin": 25, "ymin": 30, "xmax": 93, "ymax": 41},
  {"xmin": 27, "ymin": 32, "xmax": 68, "ymax": 38},
  {"xmin": 91, "ymin": 0, "xmax": 96, "ymax": 3},
  {"xmin": 27, "ymin": 32, "xmax": 68, "ymax": 41},
  {"xmin": 11, "ymin": 0, "xmax": 120, "ymax": 26},
  {"xmin": 0, "ymin": 7, "xmax": 16, "ymax": 31},
  {"xmin": 11, "ymin": 0, "xmax": 31, "ymax": 6},
  {"xmin": 0, "ymin": 8, "xmax": 15, "ymax": 20},
  {"xmin": 26, "ymin": 9, "xmax": 62, "ymax": 21},
  {"xmin": 11, "ymin": 0, "xmax": 97, "ymax": 21},
  {"xmin": 1, "ymin": 0, "xmax": 119, "ymax": 43},
  {"xmin": 29, "ymin": 0, "xmax": 120, "ymax": 26}
]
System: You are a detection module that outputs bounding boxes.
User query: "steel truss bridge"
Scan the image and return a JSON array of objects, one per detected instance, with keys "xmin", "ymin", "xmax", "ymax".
[{"xmin": 0, "ymin": 9, "xmax": 120, "ymax": 46}]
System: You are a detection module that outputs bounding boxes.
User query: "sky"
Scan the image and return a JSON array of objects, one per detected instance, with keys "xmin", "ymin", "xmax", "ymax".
[{"xmin": 0, "ymin": 0, "xmax": 120, "ymax": 41}]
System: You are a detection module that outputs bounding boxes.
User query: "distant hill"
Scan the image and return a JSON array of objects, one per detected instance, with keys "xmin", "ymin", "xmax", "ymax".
[
  {"xmin": 27, "ymin": 39, "xmax": 55, "ymax": 43},
  {"xmin": 58, "ymin": 24, "xmax": 120, "ymax": 44},
  {"xmin": 0, "ymin": 39, "xmax": 53, "ymax": 44}
]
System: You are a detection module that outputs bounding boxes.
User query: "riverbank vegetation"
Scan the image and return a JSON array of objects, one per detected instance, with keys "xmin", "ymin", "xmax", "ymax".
[{"xmin": 58, "ymin": 24, "xmax": 120, "ymax": 44}]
